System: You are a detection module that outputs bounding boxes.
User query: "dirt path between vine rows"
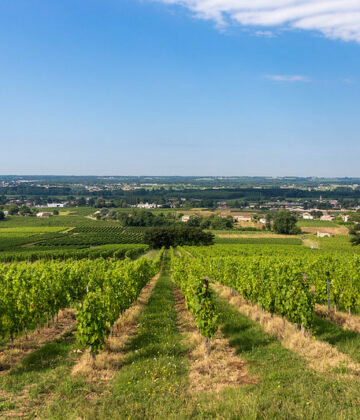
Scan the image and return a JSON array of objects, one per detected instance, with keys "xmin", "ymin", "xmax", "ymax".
[
  {"xmin": 0, "ymin": 309, "xmax": 76, "ymax": 377},
  {"xmin": 173, "ymin": 284, "xmax": 255, "ymax": 393},
  {"xmin": 72, "ymin": 269, "xmax": 162, "ymax": 382},
  {"xmin": 214, "ymin": 283, "xmax": 360, "ymax": 380}
]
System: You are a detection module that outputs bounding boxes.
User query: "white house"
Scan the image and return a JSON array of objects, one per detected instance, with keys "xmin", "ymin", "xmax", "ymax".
[
  {"xmin": 47, "ymin": 203, "xmax": 66, "ymax": 208},
  {"xmin": 302, "ymin": 213, "xmax": 314, "ymax": 220},
  {"xmin": 259, "ymin": 218, "xmax": 266, "ymax": 224},
  {"xmin": 36, "ymin": 212, "xmax": 52, "ymax": 218},
  {"xmin": 181, "ymin": 215, "xmax": 190, "ymax": 222},
  {"xmin": 136, "ymin": 202, "xmax": 158, "ymax": 209}
]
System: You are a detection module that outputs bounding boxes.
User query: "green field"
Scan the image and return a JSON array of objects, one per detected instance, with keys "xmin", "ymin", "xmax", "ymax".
[
  {"xmin": 2, "ymin": 212, "xmax": 360, "ymax": 418},
  {"xmin": 297, "ymin": 219, "xmax": 338, "ymax": 227}
]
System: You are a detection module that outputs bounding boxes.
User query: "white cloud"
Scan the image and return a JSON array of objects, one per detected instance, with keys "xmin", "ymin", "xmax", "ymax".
[
  {"xmin": 154, "ymin": 0, "xmax": 360, "ymax": 43},
  {"xmin": 265, "ymin": 74, "xmax": 310, "ymax": 82},
  {"xmin": 254, "ymin": 30, "xmax": 277, "ymax": 38}
]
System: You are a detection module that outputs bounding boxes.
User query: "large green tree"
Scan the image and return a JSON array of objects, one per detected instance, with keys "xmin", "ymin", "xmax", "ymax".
[
  {"xmin": 144, "ymin": 226, "xmax": 214, "ymax": 248},
  {"xmin": 273, "ymin": 210, "xmax": 301, "ymax": 235}
]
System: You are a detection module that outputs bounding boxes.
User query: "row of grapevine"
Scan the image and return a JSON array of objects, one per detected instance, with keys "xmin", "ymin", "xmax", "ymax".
[
  {"xmin": 36, "ymin": 226, "xmax": 144, "ymax": 247},
  {"xmin": 0, "ymin": 259, "xmax": 89, "ymax": 340},
  {"xmin": 187, "ymin": 245, "xmax": 360, "ymax": 316},
  {"xmin": 0, "ymin": 250, "xmax": 163, "ymax": 347},
  {"xmin": 308, "ymin": 256, "xmax": 360, "ymax": 313},
  {"xmin": 170, "ymin": 248, "xmax": 218, "ymax": 350},
  {"xmin": 181, "ymin": 247, "xmax": 315, "ymax": 329},
  {"xmin": 0, "ymin": 244, "xmax": 148, "ymax": 262},
  {"xmin": 77, "ymin": 248, "xmax": 164, "ymax": 359}
]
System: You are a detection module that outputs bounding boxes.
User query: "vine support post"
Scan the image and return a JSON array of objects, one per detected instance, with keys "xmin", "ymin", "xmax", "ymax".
[
  {"xmin": 300, "ymin": 323, "xmax": 305, "ymax": 336},
  {"xmin": 327, "ymin": 278, "xmax": 331, "ymax": 312},
  {"xmin": 204, "ymin": 337, "xmax": 211, "ymax": 358},
  {"xmin": 89, "ymin": 346, "xmax": 96, "ymax": 363}
]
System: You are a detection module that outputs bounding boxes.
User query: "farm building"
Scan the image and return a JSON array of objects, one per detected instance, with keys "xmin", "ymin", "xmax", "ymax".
[
  {"xmin": 181, "ymin": 215, "xmax": 190, "ymax": 222},
  {"xmin": 136, "ymin": 202, "xmax": 160, "ymax": 209},
  {"xmin": 302, "ymin": 213, "xmax": 314, "ymax": 220},
  {"xmin": 36, "ymin": 212, "xmax": 52, "ymax": 218},
  {"xmin": 317, "ymin": 231, "xmax": 333, "ymax": 238},
  {"xmin": 259, "ymin": 218, "xmax": 266, "ymax": 224},
  {"xmin": 47, "ymin": 203, "xmax": 67, "ymax": 208}
]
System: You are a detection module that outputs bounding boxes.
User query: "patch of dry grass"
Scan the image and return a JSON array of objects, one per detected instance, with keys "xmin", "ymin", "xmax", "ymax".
[
  {"xmin": 301, "ymin": 226, "xmax": 349, "ymax": 235},
  {"xmin": 214, "ymin": 283, "xmax": 360, "ymax": 378},
  {"xmin": 0, "ymin": 309, "xmax": 76, "ymax": 377},
  {"xmin": 316, "ymin": 305, "xmax": 360, "ymax": 334},
  {"xmin": 173, "ymin": 285, "xmax": 255, "ymax": 393}
]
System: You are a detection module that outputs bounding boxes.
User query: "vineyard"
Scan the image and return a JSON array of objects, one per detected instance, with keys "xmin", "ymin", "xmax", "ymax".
[
  {"xmin": 0, "ymin": 244, "xmax": 148, "ymax": 262},
  {"xmin": 2, "ymin": 221, "xmax": 360, "ymax": 418}
]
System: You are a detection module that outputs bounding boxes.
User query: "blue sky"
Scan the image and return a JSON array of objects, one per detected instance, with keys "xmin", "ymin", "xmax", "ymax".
[{"xmin": 0, "ymin": 0, "xmax": 359, "ymax": 176}]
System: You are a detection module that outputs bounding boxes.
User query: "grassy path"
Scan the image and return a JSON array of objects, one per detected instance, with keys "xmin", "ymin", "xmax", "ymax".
[
  {"xmin": 43, "ymin": 253, "xmax": 192, "ymax": 419},
  {"xmin": 0, "ymin": 327, "xmax": 91, "ymax": 418},
  {"xmin": 212, "ymin": 293, "xmax": 360, "ymax": 419},
  {"xmin": 4, "ymin": 253, "xmax": 360, "ymax": 419},
  {"xmin": 314, "ymin": 315, "xmax": 360, "ymax": 364}
]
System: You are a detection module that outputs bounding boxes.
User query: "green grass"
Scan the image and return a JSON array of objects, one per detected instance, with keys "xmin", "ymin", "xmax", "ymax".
[
  {"xmin": 297, "ymin": 219, "xmax": 338, "ymax": 227},
  {"xmin": 215, "ymin": 237, "xmax": 303, "ymax": 245},
  {"xmin": 43, "ymin": 253, "xmax": 192, "ymax": 419},
  {"xmin": 316, "ymin": 235, "xmax": 360, "ymax": 253},
  {"xmin": 0, "ymin": 328, "xmax": 94, "ymax": 418},
  {"xmin": 3, "ymin": 251, "xmax": 360, "ymax": 418},
  {"xmin": 211, "ymin": 293, "xmax": 360, "ymax": 419},
  {"xmin": 313, "ymin": 315, "xmax": 360, "ymax": 363}
]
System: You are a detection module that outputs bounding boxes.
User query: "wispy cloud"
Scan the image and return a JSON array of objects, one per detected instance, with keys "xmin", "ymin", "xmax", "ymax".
[
  {"xmin": 254, "ymin": 30, "xmax": 277, "ymax": 38},
  {"xmin": 154, "ymin": 1, "xmax": 360, "ymax": 43},
  {"xmin": 265, "ymin": 74, "xmax": 310, "ymax": 82}
]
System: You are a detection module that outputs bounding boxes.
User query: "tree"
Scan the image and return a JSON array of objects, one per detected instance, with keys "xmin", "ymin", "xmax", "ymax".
[
  {"xmin": 53, "ymin": 209, "xmax": 59, "ymax": 215},
  {"xmin": 350, "ymin": 234, "xmax": 360, "ymax": 246},
  {"xmin": 19, "ymin": 205, "xmax": 31, "ymax": 216},
  {"xmin": 273, "ymin": 210, "xmax": 301, "ymax": 235},
  {"xmin": 8, "ymin": 204, "xmax": 19, "ymax": 215},
  {"xmin": 187, "ymin": 215, "xmax": 201, "ymax": 227},
  {"xmin": 265, "ymin": 213, "xmax": 272, "ymax": 231},
  {"xmin": 0, "ymin": 211, "xmax": 5, "ymax": 220},
  {"xmin": 76, "ymin": 197, "xmax": 86, "ymax": 206},
  {"xmin": 144, "ymin": 226, "xmax": 214, "ymax": 248},
  {"xmin": 94, "ymin": 197, "xmax": 106, "ymax": 208}
]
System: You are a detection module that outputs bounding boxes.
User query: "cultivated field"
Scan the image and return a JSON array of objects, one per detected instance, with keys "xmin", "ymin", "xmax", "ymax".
[{"xmin": 1, "ymin": 212, "xmax": 360, "ymax": 418}]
